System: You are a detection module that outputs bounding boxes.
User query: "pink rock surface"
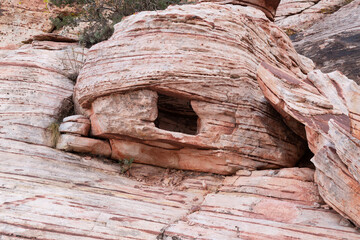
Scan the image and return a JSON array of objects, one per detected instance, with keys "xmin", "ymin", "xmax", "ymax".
[
  {"xmin": 257, "ymin": 61, "xmax": 360, "ymax": 227},
  {"xmin": 75, "ymin": 2, "xmax": 311, "ymax": 174},
  {"xmin": 56, "ymin": 134, "xmax": 111, "ymax": 157},
  {"xmin": 2, "ymin": 137, "xmax": 359, "ymax": 239},
  {"xmin": 163, "ymin": 167, "xmax": 360, "ymax": 239},
  {"xmin": 0, "ymin": 39, "xmax": 85, "ymax": 146},
  {"xmin": 59, "ymin": 121, "xmax": 90, "ymax": 136},
  {"xmin": 276, "ymin": 0, "xmax": 352, "ymax": 32}
]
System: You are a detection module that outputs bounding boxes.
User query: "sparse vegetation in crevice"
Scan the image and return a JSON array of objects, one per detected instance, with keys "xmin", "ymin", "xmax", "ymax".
[
  {"xmin": 50, "ymin": 13, "xmax": 78, "ymax": 31},
  {"xmin": 60, "ymin": 46, "xmax": 86, "ymax": 81},
  {"xmin": 319, "ymin": 6, "xmax": 341, "ymax": 14},
  {"xmin": 284, "ymin": 28, "xmax": 297, "ymax": 37},
  {"xmin": 47, "ymin": 122, "xmax": 60, "ymax": 147},
  {"xmin": 49, "ymin": 0, "xmax": 187, "ymax": 47},
  {"xmin": 118, "ymin": 158, "xmax": 134, "ymax": 173}
]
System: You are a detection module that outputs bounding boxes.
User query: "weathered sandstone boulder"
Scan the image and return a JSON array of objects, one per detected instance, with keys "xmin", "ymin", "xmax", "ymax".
[
  {"xmin": 257, "ymin": 61, "xmax": 360, "ymax": 226},
  {"xmin": 163, "ymin": 167, "xmax": 360, "ymax": 239},
  {"xmin": 311, "ymin": 122, "xmax": 360, "ymax": 226},
  {"xmin": 56, "ymin": 134, "xmax": 112, "ymax": 157},
  {"xmin": 59, "ymin": 115, "xmax": 91, "ymax": 136},
  {"xmin": 1, "ymin": 1, "xmax": 360, "ymax": 238},
  {"xmin": 0, "ymin": 35, "xmax": 86, "ymax": 146},
  {"xmin": 276, "ymin": 0, "xmax": 353, "ymax": 33},
  {"xmin": 75, "ymin": 2, "xmax": 312, "ymax": 174},
  {"xmin": 291, "ymin": 0, "xmax": 360, "ymax": 83}
]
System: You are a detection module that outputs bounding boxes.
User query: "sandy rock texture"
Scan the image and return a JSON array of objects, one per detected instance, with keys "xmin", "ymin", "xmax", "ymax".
[
  {"xmin": 1, "ymin": 1, "xmax": 360, "ymax": 238},
  {"xmin": 276, "ymin": 0, "xmax": 354, "ymax": 33},
  {"xmin": 74, "ymin": 2, "xmax": 312, "ymax": 175},
  {"xmin": 0, "ymin": 35, "xmax": 86, "ymax": 146},
  {"xmin": 292, "ymin": 0, "xmax": 360, "ymax": 83},
  {"xmin": 0, "ymin": 0, "xmax": 53, "ymax": 48},
  {"xmin": 2, "ymin": 137, "xmax": 359, "ymax": 239},
  {"xmin": 257, "ymin": 61, "xmax": 360, "ymax": 227},
  {"xmin": 163, "ymin": 167, "xmax": 360, "ymax": 239}
]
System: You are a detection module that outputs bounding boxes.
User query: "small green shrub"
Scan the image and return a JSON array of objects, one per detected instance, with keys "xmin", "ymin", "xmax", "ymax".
[
  {"xmin": 119, "ymin": 158, "xmax": 134, "ymax": 173},
  {"xmin": 51, "ymin": 14, "xmax": 78, "ymax": 30},
  {"xmin": 49, "ymin": 0, "xmax": 185, "ymax": 47},
  {"xmin": 79, "ymin": 19, "xmax": 115, "ymax": 48}
]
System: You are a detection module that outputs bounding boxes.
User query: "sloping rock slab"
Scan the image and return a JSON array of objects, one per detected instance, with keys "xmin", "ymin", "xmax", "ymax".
[
  {"xmin": 162, "ymin": 168, "xmax": 360, "ymax": 239},
  {"xmin": 0, "ymin": 139, "xmax": 206, "ymax": 239},
  {"xmin": 1, "ymin": 140, "xmax": 358, "ymax": 239}
]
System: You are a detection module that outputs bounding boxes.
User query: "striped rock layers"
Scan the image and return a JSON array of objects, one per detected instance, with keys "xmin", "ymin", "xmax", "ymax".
[
  {"xmin": 257, "ymin": 62, "xmax": 360, "ymax": 226},
  {"xmin": 0, "ymin": 35, "xmax": 86, "ymax": 147},
  {"xmin": 74, "ymin": 2, "xmax": 313, "ymax": 175}
]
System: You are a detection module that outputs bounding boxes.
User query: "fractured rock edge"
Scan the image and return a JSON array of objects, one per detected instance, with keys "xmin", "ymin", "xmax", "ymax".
[{"xmin": 257, "ymin": 61, "xmax": 360, "ymax": 227}]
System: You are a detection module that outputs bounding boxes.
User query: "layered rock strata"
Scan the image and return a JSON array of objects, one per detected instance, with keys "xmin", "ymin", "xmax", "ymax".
[
  {"xmin": 0, "ymin": 34, "xmax": 86, "ymax": 147},
  {"xmin": 2, "ymin": 138, "xmax": 359, "ymax": 239},
  {"xmin": 161, "ymin": 168, "xmax": 360, "ymax": 239},
  {"xmin": 74, "ymin": 2, "xmax": 312, "ymax": 174},
  {"xmin": 257, "ymin": 62, "xmax": 360, "ymax": 226}
]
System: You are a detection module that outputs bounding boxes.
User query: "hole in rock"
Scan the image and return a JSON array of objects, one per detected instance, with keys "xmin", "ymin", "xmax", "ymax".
[
  {"xmin": 296, "ymin": 147, "xmax": 315, "ymax": 169},
  {"xmin": 155, "ymin": 93, "xmax": 198, "ymax": 135}
]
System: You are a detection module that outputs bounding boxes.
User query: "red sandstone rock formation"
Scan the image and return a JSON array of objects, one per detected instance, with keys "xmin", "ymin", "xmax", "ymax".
[
  {"xmin": 74, "ymin": 2, "xmax": 312, "ymax": 174},
  {"xmin": 1, "ymin": 1, "xmax": 360, "ymax": 238},
  {"xmin": 257, "ymin": 61, "xmax": 360, "ymax": 227},
  {"xmin": 0, "ymin": 35, "xmax": 85, "ymax": 146}
]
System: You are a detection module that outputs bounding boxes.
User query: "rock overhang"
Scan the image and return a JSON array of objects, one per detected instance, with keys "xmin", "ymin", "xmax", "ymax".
[{"xmin": 73, "ymin": 2, "xmax": 310, "ymax": 174}]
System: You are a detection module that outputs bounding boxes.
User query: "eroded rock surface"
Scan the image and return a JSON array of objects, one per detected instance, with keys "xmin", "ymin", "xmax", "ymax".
[
  {"xmin": 74, "ymin": 2, "xmax": 312, "ymax": 174},
  {"xmin": 163, "ymin": 167, "xmax": 360, "ymax": 239},
  {"xmin": 0, "ymin": 0, "xmax": 53, "ymax": 48},
  {"xmin": 2, "ymin": 137, "xmax": 359, "ymax": 239},
  {"xmin": 0, "ymin": 36, "xmax": 86, "ymax": 146},
  {"xmin": 257, "ymin": 61, "xmax": 360, "ymax": 227},
  {"xmin": 291, "ymin": 0, "xmax": 360, "ymax": 83},
  {"xmin": 276, "ymin": 0, "xmax": 353, "ymax": 33}
]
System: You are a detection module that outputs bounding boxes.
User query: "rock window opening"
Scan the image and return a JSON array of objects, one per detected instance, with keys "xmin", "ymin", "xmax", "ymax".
[{"xmin": 155, "ymin": 94, "xmax": 198, "ymax": 135}]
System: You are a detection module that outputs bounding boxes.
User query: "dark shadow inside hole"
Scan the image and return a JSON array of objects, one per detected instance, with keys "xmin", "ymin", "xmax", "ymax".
[
  {"xmin": 155, "ymin": 94, "xmax": 198, "ymax": 135},
  {"xmin": 296, "ymin": 147, "xmax": 315, "ymax": 169}
]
